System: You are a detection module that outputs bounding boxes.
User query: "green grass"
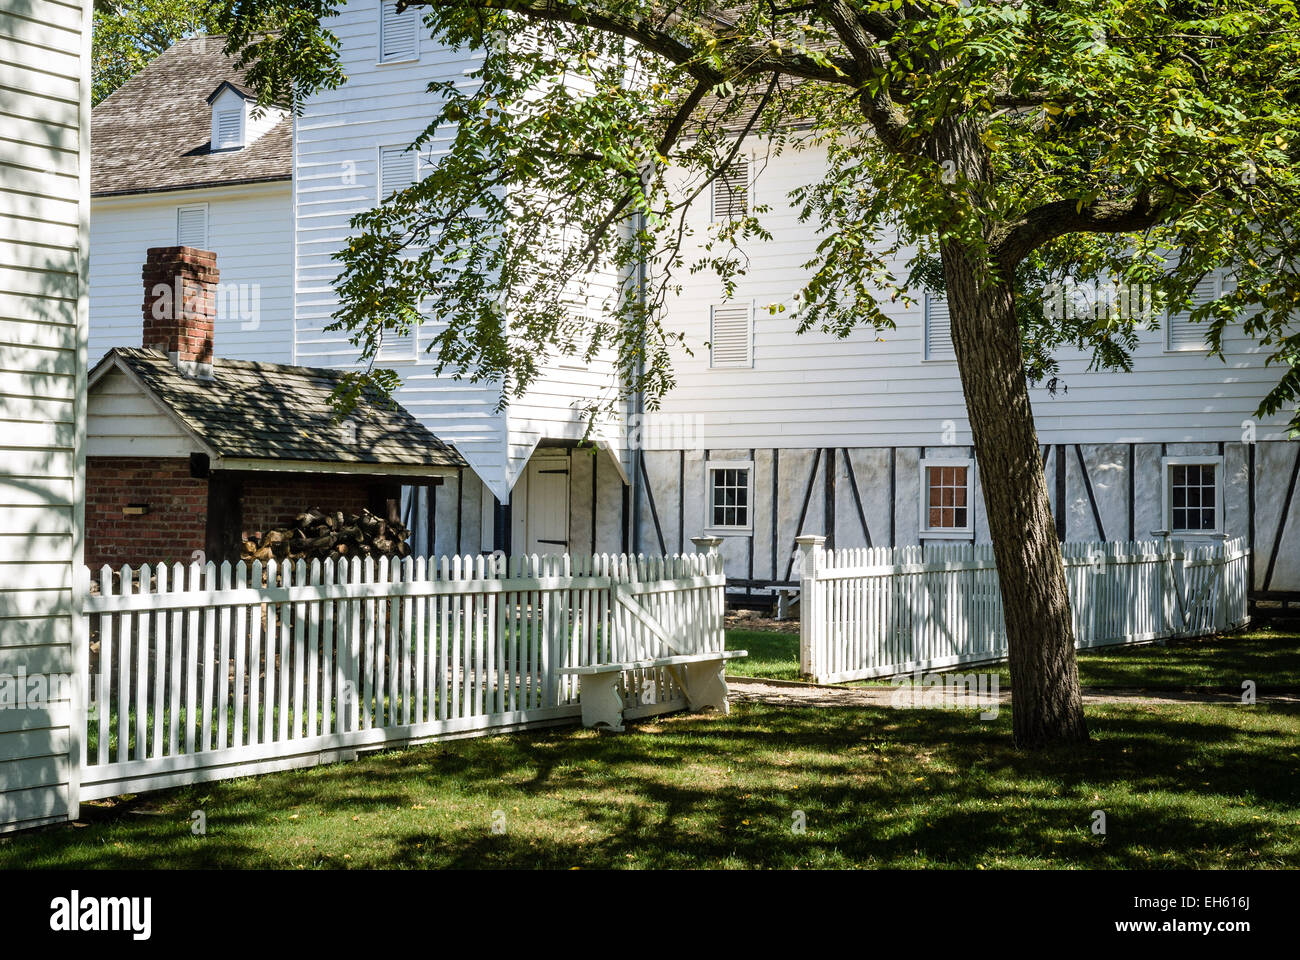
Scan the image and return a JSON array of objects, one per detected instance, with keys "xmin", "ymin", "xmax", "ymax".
[
  {"xmin": 727, "ymin": 624, "xmax": 1300, "ymax": 690},
  {"xmin": 725, "ymin": 626, "xmax": 803, "ymax": 681},
  {"xmin": 3, "ymin": 698, "xmax": 1297, "ymax": 869}
]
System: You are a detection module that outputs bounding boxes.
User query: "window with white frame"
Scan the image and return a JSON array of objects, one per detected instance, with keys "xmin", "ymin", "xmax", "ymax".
[
  {"xmin": 711, "ymin": 157, "xmax": 749, "ymax": 221},
  {"xmin": 923, "ymin": 292, "xmax": 954, "ymax": 361},
  {"xmin": 1163, "ymin": 457, "xmax": 1222, "ymax": 534},
  {"xmin": 176, "ymin": 204, "xmax": 208, "ymax": 248},
  {"xmin": 378, "ymin": 144, "xmax": 418, "ymax": 202},
  {"xmin": 920, "ymin": 459, "xmax": 973, "ymax": 536},
  {"xmin": 709, "ymin": 303, "xmax": 752, "ymax": 367},
  {"xmin": 379, "ymin": 0, "xmax": 419, "ymax": 62},
  {"xmin": 706, "ymin": 460, "xmax": 753, "ymax": 532}
]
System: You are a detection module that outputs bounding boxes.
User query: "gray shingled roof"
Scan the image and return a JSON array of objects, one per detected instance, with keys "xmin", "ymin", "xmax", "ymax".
[
  {"xmin": 92, "ymin": 348, "xmax": 465, "ymax": 470},
  {"xmin": 91, "ymin": 36, "xmax": 291, "ymax": 198}
]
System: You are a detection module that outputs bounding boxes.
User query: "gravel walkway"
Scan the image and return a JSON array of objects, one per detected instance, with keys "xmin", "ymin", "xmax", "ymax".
[{"xmin": 726, "ymin": 677, "xmax": 1300, "ymax": 708}]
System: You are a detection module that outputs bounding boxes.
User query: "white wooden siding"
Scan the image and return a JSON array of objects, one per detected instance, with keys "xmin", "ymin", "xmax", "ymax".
[
  {"xmin": 86, "ymin": 369, "xmax": 203, "ymax": 458},
  {"xmin": 89, "ymin": 183, "xmax": 293, "ymax": 364},
  {"xmin": 0, "ymin": 0, "xmax": 89, "ymax": 832},
  {"xmin": 295, "ymin": 3, "xmax": 624, "ymax": 501},
  {"xmin": 654, "ymin": 140, "xmax": 1296, "ymax": 449}
]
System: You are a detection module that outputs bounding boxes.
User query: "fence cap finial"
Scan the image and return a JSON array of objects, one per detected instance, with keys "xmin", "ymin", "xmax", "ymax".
[
  {"xmin": 691, "ymin": 536, "xmax": 723, "ymax": 555},
  {"xmin": 795, "ymin": 535, "xmax": 827, "ymax": 547}
]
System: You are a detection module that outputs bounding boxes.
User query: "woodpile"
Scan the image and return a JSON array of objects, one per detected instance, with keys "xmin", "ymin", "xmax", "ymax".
[{"xmin": 240, "ymin": 507, "xmax": 413, "ymax": 563}]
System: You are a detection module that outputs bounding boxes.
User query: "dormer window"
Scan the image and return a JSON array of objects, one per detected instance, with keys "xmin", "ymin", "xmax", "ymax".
[{"xmin": 204, "ymin": 79, "xmax": 287, "ymax": 153}]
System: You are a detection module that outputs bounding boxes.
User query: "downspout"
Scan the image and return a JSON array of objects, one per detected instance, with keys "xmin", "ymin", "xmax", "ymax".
[{"xmin": 629, "ymin": 209, "xmax": 646, "ymax": 554}]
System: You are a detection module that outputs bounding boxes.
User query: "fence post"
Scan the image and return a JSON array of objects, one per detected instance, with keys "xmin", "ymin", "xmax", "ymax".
[
  {"xmin": 691, "ymin": 537, "xmax": 724, "ymax": 652},
  {"xmin": 796, "ymin": 535, "xmax": 826, "ymax": 680}
]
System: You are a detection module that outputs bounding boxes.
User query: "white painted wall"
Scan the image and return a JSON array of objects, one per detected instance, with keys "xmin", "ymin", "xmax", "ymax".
[
  {"xmin": 88, "ymin": 182, "xmax": 293, "ymax": 365},
  {"xmin": 0, "ymin": 0, "xmax": 89, "ymax": 832},
  {"xmin": 654, "ymin": 139, "xmax": 1297, "ymax": 449},
  {"xmin": 296, "ymin": 2, "xmax": 626, "ymax": 502}
]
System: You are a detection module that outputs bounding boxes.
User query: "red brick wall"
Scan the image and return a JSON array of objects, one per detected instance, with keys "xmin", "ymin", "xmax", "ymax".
[
  {"xmin": 85, "ymin": 457, "xmax": 208, "ymax": 569},
  {"xmin": 239, "ymin": 474, "xmax": 377, "ymax": 539}
]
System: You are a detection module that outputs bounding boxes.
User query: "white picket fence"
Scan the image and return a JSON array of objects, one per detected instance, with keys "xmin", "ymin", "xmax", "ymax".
[
  {"xmin": 79, "ymin": 550, "xmax": 725, "ymax": 800},
  {"xmin": 797, "ymin": 536, "xmax": 1250, "ymax": 684}
]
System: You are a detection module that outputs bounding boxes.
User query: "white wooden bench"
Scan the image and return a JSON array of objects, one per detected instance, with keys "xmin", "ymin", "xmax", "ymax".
[{"xmin": 560, "ymin": 650, "xmax": 748, "ymax": 732}]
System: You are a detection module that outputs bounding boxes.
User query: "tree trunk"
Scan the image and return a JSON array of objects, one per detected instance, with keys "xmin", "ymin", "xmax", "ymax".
[{"xmin": 941, "ymin": 245, "xmax": 1089, "ymax": 748}]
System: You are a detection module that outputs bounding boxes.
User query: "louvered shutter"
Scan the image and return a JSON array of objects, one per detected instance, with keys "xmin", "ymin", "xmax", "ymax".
[
  {"xmin": 924, "ymin": 292, "xmax": 954, "ymax": 360},
  {"xmin": 1166, "ymin": 274, "xmax": 1217, "ymax": 351},
  {"xmin": 176, "ymin": 205, "xmax": 207, "ymax": 249},
  {"xmin": 380, "ymin": 0, "xmax": 418, "ymax": 62},
  {"xmin": 377, "ymin": 327, "xmax": 417, "ymax": 360},
  {"xmin": 215, "ymin": 107, "xmax": 242, "ymax": 149},
  {"xmin": 379, "ymin": 145, "xmax": 418, "ymax": 200},
  {"xmin": 710, "ymin": 303, "xmax": 752, "ymax": 367},
  {"xmin": 712, "ymin": 158, "xmax": 749, "ymax": 220}
]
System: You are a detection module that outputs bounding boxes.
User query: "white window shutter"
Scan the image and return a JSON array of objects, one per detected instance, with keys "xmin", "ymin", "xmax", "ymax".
[
  {"xmin": 710, "ymin": 303, "xmax": 752, "ymax": 367},
  {"xmin": 176, "ymin": 205, "xmax": 208, "ymax": 249},
  {"xmin": 380, "ymin": 0, "xmax": 418, "ymax": 62},
  {"xmin": 379, "ymin": 146, "xmax": 418, "ymax": 200},
  {"xmin": 1166, "ymin": 273, "xmax": 1217, "ymax": 351},
  {"xmin": 215, "ymin": 107, "xmax": 242, "ymax": 149},
  {"xmin": 924, "ymin": 292, "xmax": 954, "ymax": 360},
  {"xmin": 712, "ymin": 158, "xmax": 749, "ymax": 221},
  {"xmin": 377, "ymin": 327, "xmax": 417, "ymax": 361}
]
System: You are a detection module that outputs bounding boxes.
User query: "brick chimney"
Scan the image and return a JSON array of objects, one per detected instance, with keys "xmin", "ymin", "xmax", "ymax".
[{"xmin": 142, "ymin": 246, "xmax": 217, "ymax": 379}]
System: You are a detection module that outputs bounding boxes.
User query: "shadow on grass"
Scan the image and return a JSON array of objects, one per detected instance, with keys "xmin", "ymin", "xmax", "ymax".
[{"xmin": 4, "ymin": 699, "xmax": 1297, "ymax": 870}]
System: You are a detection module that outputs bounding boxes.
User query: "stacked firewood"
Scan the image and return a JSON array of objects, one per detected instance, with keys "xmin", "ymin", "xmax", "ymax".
[{"xmin": 239, "ymin": 507, "xmax": 413, "ymax": 563}]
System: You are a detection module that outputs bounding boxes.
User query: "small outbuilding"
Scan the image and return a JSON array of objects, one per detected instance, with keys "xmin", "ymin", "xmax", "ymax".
[{"xmin": 85, "ymin": 245, "xmax": 465, "ymax": 568}]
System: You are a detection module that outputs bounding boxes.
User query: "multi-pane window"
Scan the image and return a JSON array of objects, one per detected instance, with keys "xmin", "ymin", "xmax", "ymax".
[
  {"xmin": 708, "ymin": 463, "xmax": 752, "ymax": 531},
  {"xmin": 1168, "ymin": 461, "xmax": 1218, "ymax": 533},
  {"xmin": 922, "ymin": 461, "xmax": 971, "ymax": 533}
]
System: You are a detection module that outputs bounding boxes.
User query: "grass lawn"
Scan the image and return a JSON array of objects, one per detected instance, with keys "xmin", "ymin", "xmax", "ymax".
[
  {"xmin": 726, "ymin": 623, "xmax": 1300, "ymax": 690},
  {"xmin": 1, "ymin": 696, "xmax": 1297, "ymax": 869}
]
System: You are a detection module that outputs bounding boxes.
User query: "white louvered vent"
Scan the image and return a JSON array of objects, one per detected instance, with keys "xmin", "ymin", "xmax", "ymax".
[
  {"xmin": 379, "ymin": 145, "xmax": 418, "ymax": 201},
  {"xmin": 214, "ymin": 108, "xmax": 242, "ymax": 149},
  {"xmin": 712, "ymin": 158, "xmax": 749, "ymax": 221},
  {"xmin": 924, "ymin": 292, "xmax": 954, "ymax": 361},
  {"xmin": 380, "ymin": 0, "xmax": 418, "ymax": 62},
  {"xmin": 710, "ymin": 303, "xmax": 752, "ymax": 367},
  {"xmin": 377, "ymin": 327, "xmax": 417, "ymax": 361},
  {"xmin": 1166, "ymin": 274, "xmax": 1217, "ymax": 351},
  {"xmin": 176, "ymin": 205, "xmax": 208, "ymax": 249}
]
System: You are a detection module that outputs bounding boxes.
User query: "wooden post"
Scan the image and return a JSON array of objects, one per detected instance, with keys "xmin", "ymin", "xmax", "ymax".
[{"xmin": 796, "ymin": 535, "xmax": 825, "ymax": 680}]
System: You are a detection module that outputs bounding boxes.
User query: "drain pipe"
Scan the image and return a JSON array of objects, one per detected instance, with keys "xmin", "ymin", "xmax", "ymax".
[{"xmin": 629, "ymin": 210, "xmax": 647, "ymax": 555}]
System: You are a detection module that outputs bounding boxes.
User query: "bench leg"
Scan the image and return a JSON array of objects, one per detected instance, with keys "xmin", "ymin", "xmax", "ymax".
[
  {"xmin": 577, "ymin": 672, "xmax": 625, "ymax": 732},
  {"xmin": 674, "ymin": 659, "xmax": 730, "ymax": 715}
]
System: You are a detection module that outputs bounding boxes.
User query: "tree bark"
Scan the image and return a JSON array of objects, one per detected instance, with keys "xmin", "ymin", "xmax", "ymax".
[{"xmin": 941, "ymin": 245, "xmax": 1089, "ymax": 747}]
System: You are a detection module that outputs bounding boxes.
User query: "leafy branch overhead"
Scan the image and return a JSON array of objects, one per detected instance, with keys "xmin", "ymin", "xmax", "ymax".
[{"xmin": 218, "ymin": 0, "xmax": 1300, "ymax": 429}]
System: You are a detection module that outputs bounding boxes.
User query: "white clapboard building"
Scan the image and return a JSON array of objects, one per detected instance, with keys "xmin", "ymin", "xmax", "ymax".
[
  {"xmin": 0, "ymin": 0, "xmax": 90, "ymax": 833},
  {"xmin": 86, "ymin": 1, "xmax": 1300, "ymax": 606}
]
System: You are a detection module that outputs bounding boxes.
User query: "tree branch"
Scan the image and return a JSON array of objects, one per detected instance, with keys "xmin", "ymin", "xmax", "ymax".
[{"xmin": 994, "ymin": 192, "xmax": 1169, "ymax": 269}]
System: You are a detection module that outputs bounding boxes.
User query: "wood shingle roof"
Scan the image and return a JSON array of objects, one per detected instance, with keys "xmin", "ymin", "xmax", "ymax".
[
  {"xmin": 91, "ymin": 347, "xmax": 465, "ymax": 471},
  {"xmin": 91, "ymin": 36, "xmax": 291, "ymax": 198}
]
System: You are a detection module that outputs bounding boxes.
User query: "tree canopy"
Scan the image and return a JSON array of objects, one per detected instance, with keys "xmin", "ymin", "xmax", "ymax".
[
  {"xmin": 214, "ymin": 0, "xmax": 1300, "ymax": 432},
  {"xmin": 92, "ymin": 0, "xmax": 226, "ymax": 104}
]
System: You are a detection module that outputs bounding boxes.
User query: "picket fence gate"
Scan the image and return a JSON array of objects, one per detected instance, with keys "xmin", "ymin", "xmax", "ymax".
[
  {"xmin": 797, "ymin": 536, "xmax": 1250, "ymax": 684},
  {"xmin": 78, "ymin": 547, "xmax": 725, "ymax": 801}
]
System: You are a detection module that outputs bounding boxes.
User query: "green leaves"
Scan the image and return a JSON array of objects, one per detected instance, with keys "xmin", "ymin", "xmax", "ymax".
[{"xmin": 219, "ymin": 0, "xmax": 1300, "ymax": 430}]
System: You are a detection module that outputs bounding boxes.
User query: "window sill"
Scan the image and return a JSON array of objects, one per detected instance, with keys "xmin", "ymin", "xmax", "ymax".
[
  {"xmin": 919, "ymin": 530, "xmax": 973, "ymax": 540},
  {"xmin": 703, "ymin": 528, "xmax": 751, "ymax": 538}
]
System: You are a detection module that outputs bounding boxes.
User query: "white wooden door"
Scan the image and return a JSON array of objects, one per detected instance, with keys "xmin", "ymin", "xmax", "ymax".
[{"xmin": 525, "ymin": 456, "xmax": 570, "ymax": 555}]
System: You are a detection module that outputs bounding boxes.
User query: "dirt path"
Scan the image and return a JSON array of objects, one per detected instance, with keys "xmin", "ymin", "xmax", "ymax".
[{"xmin": 726, "ymin": 677, "xmax": 1300, "ymax": 708}]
